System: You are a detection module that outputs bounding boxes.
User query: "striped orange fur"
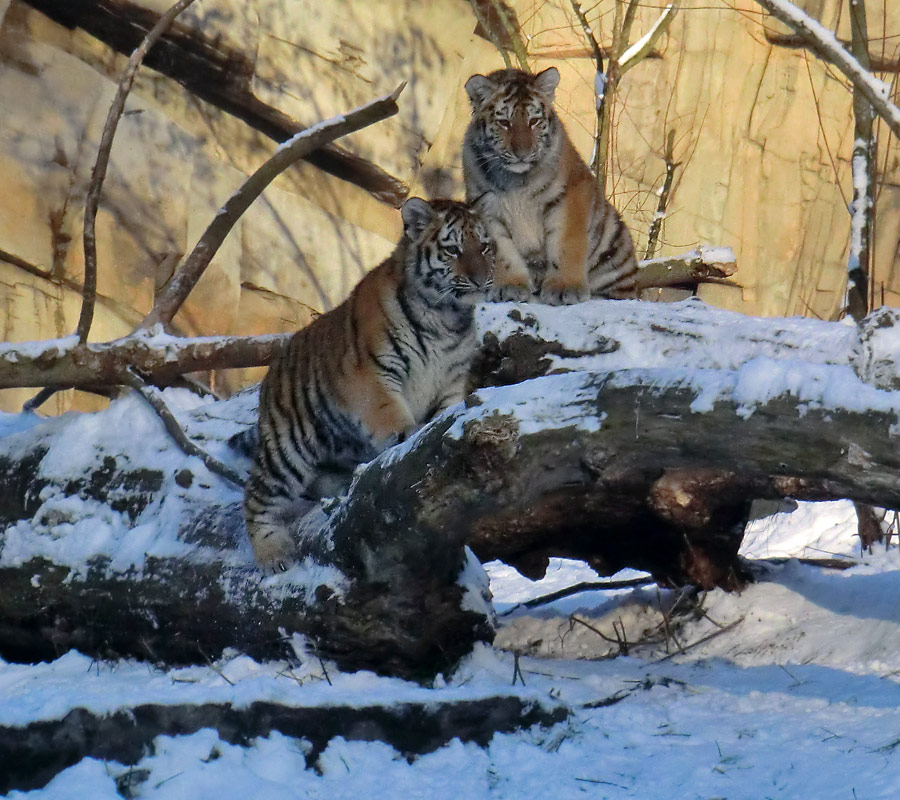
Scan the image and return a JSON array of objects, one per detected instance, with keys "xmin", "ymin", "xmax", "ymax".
[
  {"xmin": 244, "ymin": 198, "xmax": 494, "ymax": 571},
  {"xmin": 463, "ymin": 67, "xmax": 637, "ymax": 304}
]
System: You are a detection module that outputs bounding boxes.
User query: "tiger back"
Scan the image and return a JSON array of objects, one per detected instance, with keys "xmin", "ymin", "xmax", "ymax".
[
  {"xmin": 463, "ymin": 66, "xmax": 637, "ymax": 304},
  {"xmin": 244, "ymin": 198, "xmax": 494, "ymax": 571}
]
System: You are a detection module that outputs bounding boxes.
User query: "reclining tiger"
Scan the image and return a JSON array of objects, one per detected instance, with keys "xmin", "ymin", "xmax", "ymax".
[
  {"xmin": 243, "ymin": 198, "xmax": 495, "ymax": 571},
  {"xmin": 463, "ymin": 66, "xmax": 637, "ymax": 304}
]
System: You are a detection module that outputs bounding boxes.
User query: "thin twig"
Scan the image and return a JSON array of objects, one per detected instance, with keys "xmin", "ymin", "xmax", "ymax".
[
  {"xmin": 139, "ymin": 83, "xmax": 406, "ymax": 331},
  {"xmin": 652, "ymin": 617, "xmax": 744, "ymax": 664},
  {"xmin": 77, "ymin": 0, "xmax": 198, "ymax": 345},
  {"xmin": 120, "ymin": 367, "xmax": 244, "ymax": 487},
  {"xmin": 570, "ymin": 614, "xmax": 629, "ymax": 655},
  {"xmin": 619, "ymin": 1, "xmax": 680, "ymax": 76},
  {"xmin": 645, "ymin": 129, "xmax": 679, "ymax": 259},
  {"xmin": 22, "ymin": 386, "xmax": 65, "ymax": 413},
  {"xmin": 570, "ymin": 1, "xmax": 606, "ymax": 176},
  {"xmin": 499, "ymin": 576, "xmax": 654, "ymax": 616},
  {"xmin": 512, "ymin": 651, "xmax": 527, "ymax": 686}
]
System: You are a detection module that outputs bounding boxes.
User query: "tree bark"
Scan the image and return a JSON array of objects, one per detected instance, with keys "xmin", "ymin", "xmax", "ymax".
[{"xmin": 0, "ymin": 332, "xmax": 291, "ymax": 390}]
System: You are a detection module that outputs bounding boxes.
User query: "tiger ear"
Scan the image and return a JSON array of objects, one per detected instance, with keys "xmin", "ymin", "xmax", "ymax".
[
  {"xmin": 401, "ymin": 197, "xmax": 435, "ymax": 241},
  {"xmin": 533, "ymin": 66, "xmax": 560, "ymax": 101},
  {"xmin": 465, "ymin": 74, "xmax": 495, "ymax": 109}
]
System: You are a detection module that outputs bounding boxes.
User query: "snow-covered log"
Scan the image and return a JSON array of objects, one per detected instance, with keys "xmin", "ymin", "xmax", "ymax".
[
  {"xmin": 4, "ymin": 299, "xmax": 900, "ymax": 676},
  {"xmin": 0, "ymin": 696, "xmax": 566, "ymax": 794},
  {"xmin": 0, "ymin": 390, "xmax": 492, "ymax": 680},
  {"xmin": 474, "ymin": 297, "xmax": 868, "ymax": 387},
  {"xmin": 0, "ymin": 331, "xmax": 291, "ymax": 391}
]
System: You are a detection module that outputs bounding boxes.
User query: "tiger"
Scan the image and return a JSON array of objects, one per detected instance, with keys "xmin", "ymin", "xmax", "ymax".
[
  {"xmin": 462, "ymin": 66, "xmax": 637, "ymax": 305},
  {"xmin": 243, "ymin": 197, "xmax": 495, "ymax": 571}
]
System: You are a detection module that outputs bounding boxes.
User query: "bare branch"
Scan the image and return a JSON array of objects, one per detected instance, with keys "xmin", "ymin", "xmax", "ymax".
[
  {"xmin": 76, "ymin": 0, "xmax": 198, "ymax": 345},
  {"xmin": 765, "ymin": 32, "xmax": 900, "ymax": 73},
  {"xmin": 138, "ymin": 84, "xmax": 406, "ymax": 332},
  {"xmin": 753, "ymin": 0, "xmax": 900, "ymax": 139},
  {"xmin": 845, "ymin": 0, "xmax": 875, "ymax": 322},
  {"xmin": 487, "ymin": 0, "xmax": 529, "ymax": 71},
  {"xmin": 645, "ymin": 129, "xmax": 679, "ymax": 260},
  {"xmin": 570, "ymin": 1, "xmax": 606, "ymax": 176},
  {"xmin": 119, "ymin": 367, "xmax": 244, "ymax": 486},
  {"xmin": 619, "ymin": 1, "xmax": 680, "ymax": 76},
  {"xmin": 470, "ymin": 0, "xmax": 512, "ymax": 69}
]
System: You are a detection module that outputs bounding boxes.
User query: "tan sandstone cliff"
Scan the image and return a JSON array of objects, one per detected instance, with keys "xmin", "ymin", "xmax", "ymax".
[{"xmin": 0, "ymin": 0, "xmax": 897, "ymax": 413}]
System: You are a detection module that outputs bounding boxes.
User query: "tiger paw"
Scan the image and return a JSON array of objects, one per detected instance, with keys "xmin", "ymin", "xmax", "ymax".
[
  {"xmin": 252, "ymin": 529, "xmax": 298, "ymax": 574},
  {"xmin": 489, "ymin": 282, "xmax": 534, "ymax": 303},
  {"xmin": 539, "ymin": 278, "xmax": 590, "ymax": 305}
]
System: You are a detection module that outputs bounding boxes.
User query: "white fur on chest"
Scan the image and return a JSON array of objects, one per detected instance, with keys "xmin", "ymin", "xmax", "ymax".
[
  {"xmin": 496, "ymin": 189, "xmax": 545, "ymax": 256},
  {"xmin": 404, "ymin": 327, "xmax": 476, "ymax": 421}
]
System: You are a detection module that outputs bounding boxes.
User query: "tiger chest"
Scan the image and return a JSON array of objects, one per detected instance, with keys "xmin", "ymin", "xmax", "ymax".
[
  {"xmin": 402, "ymin": 332, "xmax": 475, "ymax": 422},
  {"xmin": 496, "ymin": 191, "xmax": 545, "ymax": 258}
]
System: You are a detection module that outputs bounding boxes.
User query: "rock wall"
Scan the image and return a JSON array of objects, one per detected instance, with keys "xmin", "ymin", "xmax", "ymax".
[{"xmin": 0, "ymin": 0, "xmax": 898, "ymax": 414}]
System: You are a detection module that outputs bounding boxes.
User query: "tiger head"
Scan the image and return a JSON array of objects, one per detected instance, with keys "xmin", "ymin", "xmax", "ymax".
[
  {"xmin": 400, "ymin": 197, "xmax": 495, "ymax": 306},
  {"xmin": 464, "ymin": 67, "xmax": 560, "ymax": 175}
]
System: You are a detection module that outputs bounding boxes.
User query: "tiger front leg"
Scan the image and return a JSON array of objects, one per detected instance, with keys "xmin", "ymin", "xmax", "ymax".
[
  {"xmin": 489, "ymin": 226, "xmax": 535, "ymax": 303},
  {"xmin": 361, "ymin": 384, "xmax": 419, "ymax": 451},
  {"xmin": 244, "ymin": 471, "xmax": 304, "ymax": 572},
  {"xmin": 541, "ymin": 181, "xmax": 592, "ymax": 305}
]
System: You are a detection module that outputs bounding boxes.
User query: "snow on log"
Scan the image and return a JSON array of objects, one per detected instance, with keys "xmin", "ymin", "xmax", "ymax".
[
  {"xmin": 0, "ymin": 389, "xmax": 491, "ymax": 680},
  {"xmin": 4, "ymin": 299, "xmax": 900, "ymax": 676}
]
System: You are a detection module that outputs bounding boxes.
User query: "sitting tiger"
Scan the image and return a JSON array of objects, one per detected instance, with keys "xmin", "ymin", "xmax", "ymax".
[
  {"xmin": 463, "ymin": 66, "xmax": 637, "ymax": 304},
  {"xmin": 244, "ymin": 198, "xmax": 495, "ymax": 571}
]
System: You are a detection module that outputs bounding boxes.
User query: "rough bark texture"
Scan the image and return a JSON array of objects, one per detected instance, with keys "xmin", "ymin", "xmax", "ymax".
[
  {"xmin": 0, "ymin": 517, "xmax": 491, "ymax": 682},
  {"xmin": 310, "ymin": 371, "xmax": 900, "ymax": 590},
  {"xmin": 0, "ymin": 697, "xmax": 567, "ymax": 794}
]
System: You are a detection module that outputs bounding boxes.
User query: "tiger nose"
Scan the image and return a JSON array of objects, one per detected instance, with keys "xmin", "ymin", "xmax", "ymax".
[{"xmin": 472, "ymin": 253, "xmax": 494, "ymax": 289}]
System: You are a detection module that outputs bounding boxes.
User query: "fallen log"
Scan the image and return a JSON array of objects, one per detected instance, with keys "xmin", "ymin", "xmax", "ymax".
[
  {"xmin": 3, "ymin": 300, "xmax": 900, "ymax": 676},
  {"xmin": 0, "ymin": 331, "xmax": 290, "ymax": 390},
  {"xmin": 0, "ymin": 696, "xmax": 567, "ymax": 794}
]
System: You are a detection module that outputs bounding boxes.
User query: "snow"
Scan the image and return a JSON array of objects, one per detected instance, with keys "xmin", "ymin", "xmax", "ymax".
[
  {"xmin": 478, "ymin": 297, "xmax": 858, "ymax": 376},
  {"xmin": 7, "ymin": 509, "xmax": 900, "ymax": 799},
  {"xmin": 4, "ymin": 302, "xmax": 900, "ymax": 797}
]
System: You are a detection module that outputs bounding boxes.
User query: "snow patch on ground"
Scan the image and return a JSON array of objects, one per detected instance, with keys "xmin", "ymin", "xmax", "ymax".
[{"xmin": 5, "ymin": 500, "xmax": 900, "ymax": 798}]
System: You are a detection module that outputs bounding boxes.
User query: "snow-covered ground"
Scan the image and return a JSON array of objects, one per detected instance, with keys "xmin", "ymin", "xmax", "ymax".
[
  {"xmin": 3, "ymin": 498, "xmax": 900, "ymax": 798},
  {"xmin": 3, "ymin": 298, "xmax": 900, "ymax": 798}
]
